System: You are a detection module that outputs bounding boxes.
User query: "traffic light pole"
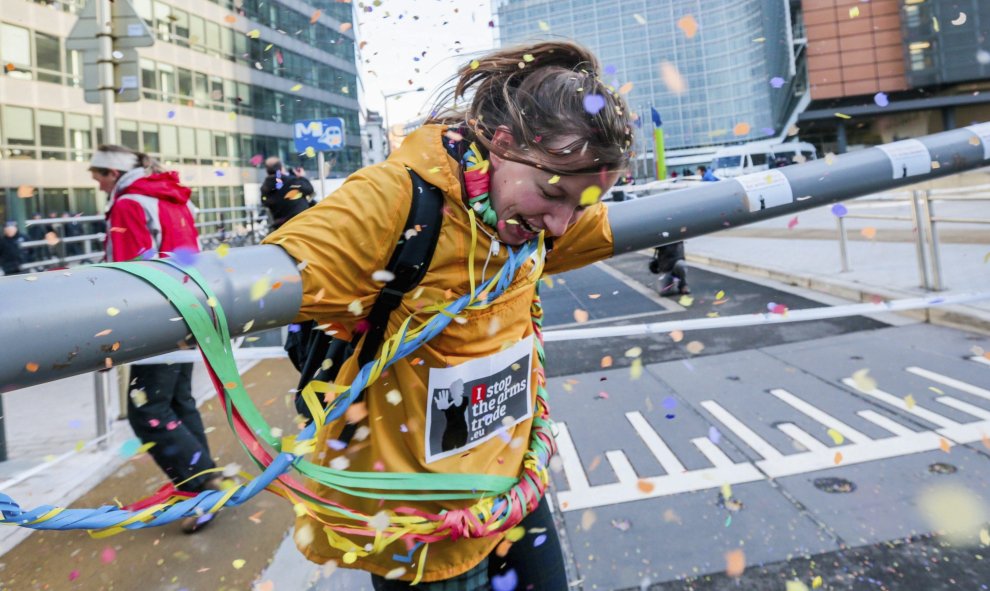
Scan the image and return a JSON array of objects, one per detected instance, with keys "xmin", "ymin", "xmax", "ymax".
[
  {"xmin": 1, "ymin": 125, "xmax": 989, "ymax": 392},
  {"xmin": 95, "ymin": 0, "xmax": 116, "ymax": 144}
]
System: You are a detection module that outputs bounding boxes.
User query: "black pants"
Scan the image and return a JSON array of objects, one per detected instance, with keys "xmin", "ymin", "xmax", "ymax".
[
  {"xmin": 127, "ymin": 363, "xmax": 217, "ymax": 492},
  {"xmin": 658, "ymin": 259, "xmax": 689, "ymax": 294},
  {"xmin": 371, "ymin": 496, "xmax": 568, "ymax": 591}
]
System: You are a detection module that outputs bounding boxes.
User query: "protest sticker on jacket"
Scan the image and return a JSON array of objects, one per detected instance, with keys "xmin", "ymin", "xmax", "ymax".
[{"xmin": 424, "ymin": 336, "xmax": 534, "ymax": 463}]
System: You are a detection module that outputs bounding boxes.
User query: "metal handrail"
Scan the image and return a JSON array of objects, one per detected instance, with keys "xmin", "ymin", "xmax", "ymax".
[{"xmin": 833, "ymin": 182, "xmax": 990, "ymax": 289}]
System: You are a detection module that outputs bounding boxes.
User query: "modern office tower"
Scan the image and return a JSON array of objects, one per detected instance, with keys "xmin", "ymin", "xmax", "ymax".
[
  {"xmin": 798, "ymin": 0, "xmax": 990, "ymax": 153},
  {"xmin": 494, "ymin": 0, "xmax": 808, "ymax": 177},
  {"xmin": 0, "ymin": 0, "xmax": 361, "ymax": 227}
]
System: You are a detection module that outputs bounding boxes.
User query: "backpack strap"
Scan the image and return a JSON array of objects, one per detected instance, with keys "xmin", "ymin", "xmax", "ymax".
[
  {"xmin": 355, "ymin": 168, "xmax": 444, "ymax": 367},
  {"xmin": 335, "ymin": 169, "xmax": 443, "ymax": 442}
]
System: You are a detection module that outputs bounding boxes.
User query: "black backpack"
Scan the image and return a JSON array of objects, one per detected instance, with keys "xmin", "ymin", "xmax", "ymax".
[{"xmin": 287, "ymin": 169, "xmax": 444, "ymax": 440}]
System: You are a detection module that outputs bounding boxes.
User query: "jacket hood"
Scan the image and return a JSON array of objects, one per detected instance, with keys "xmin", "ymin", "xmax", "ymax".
[
  {"xmin": 388, "ymin": 125, "xmax": 461, "ymax": 201},
  {"xmin": 117, "ymin": 170, "xmax": 192, "ymax": 204}
]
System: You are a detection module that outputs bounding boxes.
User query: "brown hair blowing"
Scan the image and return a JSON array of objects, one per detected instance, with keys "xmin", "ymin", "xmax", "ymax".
[{"xmin": 427, "ymin": 40, "xmax": 633, "ymax": 175}]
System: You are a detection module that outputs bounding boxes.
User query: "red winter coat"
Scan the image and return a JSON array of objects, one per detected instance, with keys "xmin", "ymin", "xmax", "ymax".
[{"xmin": 105, "ymin": 169, "xmax": 200, "ymax": 262}]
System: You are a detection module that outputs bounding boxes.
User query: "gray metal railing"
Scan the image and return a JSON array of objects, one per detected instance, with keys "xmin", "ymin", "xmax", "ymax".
[
  {"xmin": 834, "ymin": 184, "xmax": 990, "ymax": 290},
  {"xmin": 12, "ymin": 207, "xmax": 270, "ymax": 273}
]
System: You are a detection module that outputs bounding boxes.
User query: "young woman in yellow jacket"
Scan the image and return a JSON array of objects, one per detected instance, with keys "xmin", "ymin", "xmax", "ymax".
[{"xmin": 264, "ymin": 40, "xmax": 632, "ymax": 590}]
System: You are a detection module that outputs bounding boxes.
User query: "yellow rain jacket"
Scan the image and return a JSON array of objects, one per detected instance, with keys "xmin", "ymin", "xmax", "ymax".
[{"xmin": 263, "ymin": 124, "xmax": 614, "ymax": 581}]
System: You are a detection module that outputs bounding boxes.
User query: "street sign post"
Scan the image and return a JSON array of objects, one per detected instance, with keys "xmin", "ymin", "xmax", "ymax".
[
  {"xmin": 82, "ymin": 49, "xmax": 141, "ymax": 104},
  {"xmin": 66, "ymin": 0, "xmax": 154, "ymax": 141},
  {"xmin": 293, "ymin": 117, "xmax": 346, "ymax": 199}
]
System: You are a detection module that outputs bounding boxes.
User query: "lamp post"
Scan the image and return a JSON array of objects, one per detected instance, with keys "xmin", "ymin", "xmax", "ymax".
[{"xmin": 381, "ymin": 87, "xmax": 425, "ymax": 155}]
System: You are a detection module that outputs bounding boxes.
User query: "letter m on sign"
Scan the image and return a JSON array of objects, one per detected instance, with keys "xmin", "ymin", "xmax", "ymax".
[
  {"xmin": 471, "ymin": 384, "xmax": 487, "ymax": 404},
  {"xmin": 295, "ymin": 121, "xmax": 322, "ymax": 139}
]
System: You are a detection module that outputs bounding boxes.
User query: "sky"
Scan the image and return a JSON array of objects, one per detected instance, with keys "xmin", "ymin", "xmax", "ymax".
[{"xmin": 351, "ymin": 0, "xmax": 497, "ymax": 129}]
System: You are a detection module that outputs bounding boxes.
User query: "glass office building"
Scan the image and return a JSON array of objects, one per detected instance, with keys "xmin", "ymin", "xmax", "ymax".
[
  {"xmin": 495, "ymin": 0, "xmax": 804, "ymax": 176},
  {"xmin": 0, "ymin": 0, "xmax": 361, "ymax": 225}
]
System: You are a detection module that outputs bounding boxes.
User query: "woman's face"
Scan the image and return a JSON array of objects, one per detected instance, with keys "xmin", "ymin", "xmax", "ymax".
[{"xmin": 487, "ymin": 129, "xmax": 620, "ymax": 246}]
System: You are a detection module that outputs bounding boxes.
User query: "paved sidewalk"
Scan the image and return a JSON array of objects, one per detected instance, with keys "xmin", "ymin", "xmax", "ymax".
[{"xmin": 685, "ymin": 198, "xmax": 990, "ymax": 334}]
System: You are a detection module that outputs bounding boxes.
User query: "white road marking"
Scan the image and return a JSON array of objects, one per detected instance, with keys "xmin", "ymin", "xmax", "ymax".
[
  {"xmin": 907, "ymin": 366, "xmax": 990, "ymax": 401},
  {"xmin": 777, "ymin": 423, "xmax": 829, "ymax": 452},
  {"xmin": 594, "ymin": 261, "xmax": 684, "ymax": 312},
  {"xmin": 770, "ymin": 388, "xmax": 871, "ymax": 443},
  {"xmin": 936, "ymin": 397, "xmax": 990, "ymax": 421},
  {"xmin": 553, "ymin": 368, "xmax": 990, "ymax": 511},
  {"xmin": 626, "ymin": 411, "xmax": 686, "ymax": 474},
  {"xmin": 547, "ymin": 309, "xmax": 674, "ymax": 331},
  {"xmin": 841, "ymin": 378, "xmax": 961, "ymax": 428},
  {"xmin": 553, "ymin": 424, "xmax": 590, "ymax": 493},
  {"xmin": 700, "ymin": 400, "xmax": 784, "ymax": 460},
  {"xmin": 605, "ymin": 450, "xmax": 638, "ymax": 483},
  {"xmin": 857, "ymin": 410, "xmax": 917, "ymax": 437},
  {"xmin": 691, "ymin": 437, "xmax": 735, "ymax": 468},
  {"xmin": 971, "ymin": 355, "xmax": 990, "ymax": 367}
]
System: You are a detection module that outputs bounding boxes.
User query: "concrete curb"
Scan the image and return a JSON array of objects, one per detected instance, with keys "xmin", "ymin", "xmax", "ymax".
[{"xmin": 687, "ymin": 252, "xmax": 990, "ymax": 335}]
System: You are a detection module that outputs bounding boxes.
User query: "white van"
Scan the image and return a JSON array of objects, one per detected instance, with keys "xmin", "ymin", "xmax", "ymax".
[{"xmin": 711, "ymin": 141, "xmax": 818, "ymax": 178}]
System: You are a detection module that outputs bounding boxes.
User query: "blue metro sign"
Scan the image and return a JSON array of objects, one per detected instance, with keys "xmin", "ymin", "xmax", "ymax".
[{"xmin": 293, "ymin": 117, "xmax": 345, "ymax": 153}]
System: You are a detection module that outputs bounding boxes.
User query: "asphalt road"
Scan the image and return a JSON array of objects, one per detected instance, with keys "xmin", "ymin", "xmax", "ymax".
[
  {"xmin": 540, "ymin": 254, "xmax": 990, "ymax": 591},
  {"xmin": 2, "ymin": 252, "xmax": 989, "ymax": 591}
]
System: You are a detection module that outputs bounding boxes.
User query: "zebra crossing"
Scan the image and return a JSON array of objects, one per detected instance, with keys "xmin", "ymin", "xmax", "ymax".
[{"xmin": 553, "ymin": 356, "xmax": 990, "ymax": 512}]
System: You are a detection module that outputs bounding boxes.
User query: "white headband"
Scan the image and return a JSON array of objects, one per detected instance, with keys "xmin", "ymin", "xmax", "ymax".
[{"xmin": 90, "ymin": 150, "xmax": 140, "ymax": 172}]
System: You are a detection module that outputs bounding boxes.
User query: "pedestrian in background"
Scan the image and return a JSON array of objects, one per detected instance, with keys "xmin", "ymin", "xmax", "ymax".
[
  {"xmin": 1, "ymin": 222, "xmax": 25, "ymax": 276},
  {"xmin": 649, "ymin": 167, "xmax": 719, "ymax": 295},
  {"xmin": 25, "ymin": 212, "xmax": 48, "ymax": 264},
  {"xmin": 90, "ymin": 144, "xmax": 228, "ymax": 534},
  {"xmin": 260, "ymin": 156, "xmax": 315, "ymax": 231},
  {"xmin": 61, "ymin": 211, "xmax": 84, "ymax": 257}
]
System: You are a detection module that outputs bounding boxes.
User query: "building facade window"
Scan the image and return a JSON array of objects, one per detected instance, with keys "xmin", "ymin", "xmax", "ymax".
[{"xmin": 38, "ymin": 110, "xmax": 66, "ymax": 160}]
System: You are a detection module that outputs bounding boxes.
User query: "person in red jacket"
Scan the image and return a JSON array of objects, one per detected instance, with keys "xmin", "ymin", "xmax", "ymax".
[{"xmin": 90, "ymin": 145, "xmax": 225, "ymax": 533}]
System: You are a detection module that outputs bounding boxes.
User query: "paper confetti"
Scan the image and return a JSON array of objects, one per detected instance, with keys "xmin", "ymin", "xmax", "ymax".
[
  {"xmin": 250, "ymin": 277, "xmax": 271, "ymax": 301},
  {"xmin": 733, "ymin": 122, "xmax": 751, "ymax": 136},
  {"xmin": 582, "ymin": 94, "xmax": 606, "ymax": 115},
  {"xmin": 827, "ymin": 428, "xmax": 844, "ymax": 445},
  {"xmin": 952, "ymin": 12, "xmax": 967, "ymax": 26},
  {"xmin": 573, "ymin": 309, "xmax": 589, "ymax": 323},
  {"xmin": 918, "ymin": 483, "xmax": 987, "ymax": 544},
  {"xmin": 725, "ymin": 549, "xmax": 745, "ymax": 577},
  {"xmin": 677, "ymin": 15, "xmax": 698, "ymax": 38},
  {"xmin": 861, "ymin": 226, "xmax": 877, "ymax": 239},
  {"xmin": 580, "ymin": 185, "xmax": 602, "ymax": 206},
  {"xmin": 850, "ymin": 369, "xmax": 877, "ymax": 393},
  {"xmin": 659, "ymin": 61, "xmax": 686, "ymax": 94},
  {"xmin": 874, "ymin": 92, "xmax": 889, "ymax": 107}
]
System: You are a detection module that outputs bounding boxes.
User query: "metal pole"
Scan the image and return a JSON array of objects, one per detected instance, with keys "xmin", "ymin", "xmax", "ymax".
[
  {"xmin": 96, "ymin": 0, "xmax": 116, "ymax": 144},
  {"xmin": 919, "ymin": 189, "xmax": 945, "ymax": 291},
  {"xmin": 3, "ymin": 125, "xmax": 990, "ymax": 391},
  {"xmin": 609, "ymin": 126, "xmax": 990, "ymax": 254},
  {"xmin": 0, "ymin": 245, "xmax": 302, "ymax": 391},
  {"xmin": 909, "ymin": 189, "xmax": 932, "ymax": 290},
  {"xmin": 835, "ymin": 215, "xmax": 850, "ymax": 272},
  {"xmin": 317, "ymin": 151, "xmax": 327, "ymax": 200},
  {"xmin": 94, "ymin": 368, "xmax": 112, "ymax": 449}
]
